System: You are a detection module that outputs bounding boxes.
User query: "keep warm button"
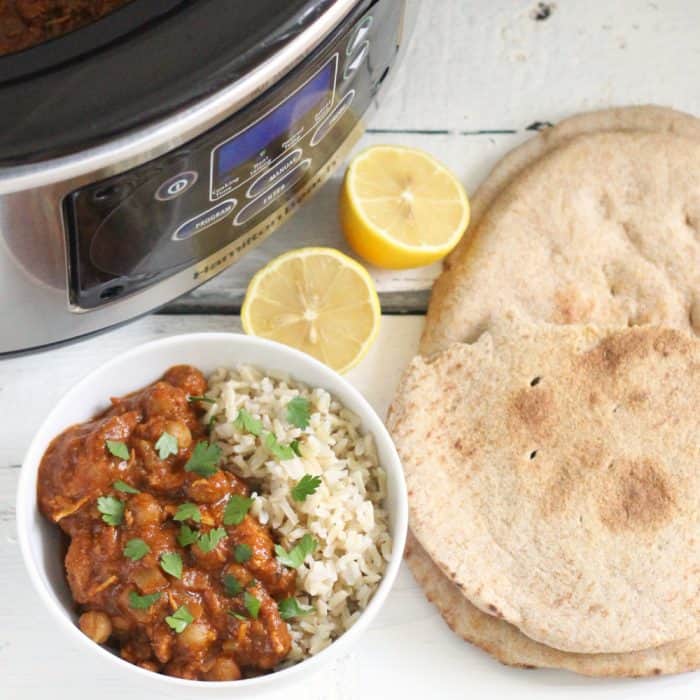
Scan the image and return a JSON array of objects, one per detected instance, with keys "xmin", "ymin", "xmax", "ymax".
[{"xmin": 171, "ymin": 199, "xmax": 236, "ymax": 241}]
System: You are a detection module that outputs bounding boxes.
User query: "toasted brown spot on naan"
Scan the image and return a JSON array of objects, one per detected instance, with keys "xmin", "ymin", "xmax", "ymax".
[
  {"xmin": 509, "ymin": 386, "xmax": 554, "ymax": 433},
  {"xmin": 599, "ymin": 458, "xmax": 674, "ymax": 533}
]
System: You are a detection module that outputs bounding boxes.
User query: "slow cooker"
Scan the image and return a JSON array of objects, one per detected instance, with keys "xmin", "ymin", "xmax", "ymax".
[{"xmin": 0, "ymin": 0, "xmax": 415, "ymax": 355}]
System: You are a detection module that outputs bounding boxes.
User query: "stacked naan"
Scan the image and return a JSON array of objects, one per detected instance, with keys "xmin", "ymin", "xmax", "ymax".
[{"xmin": 388, "ymin": 106, "xmax": 700, "ymax": 677}]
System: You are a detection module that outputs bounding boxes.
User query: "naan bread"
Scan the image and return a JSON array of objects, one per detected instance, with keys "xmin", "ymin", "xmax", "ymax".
[
  {"xmin": 405, "ymin": 532, "xmax": 700, "ymax": 677},
  {"xmin": 389, "ymin": 320, "xmax": 700, "ymax": 654},
  {"xmin": 422, "ymin": 109, "xmax": 700, "ymax": 355}
]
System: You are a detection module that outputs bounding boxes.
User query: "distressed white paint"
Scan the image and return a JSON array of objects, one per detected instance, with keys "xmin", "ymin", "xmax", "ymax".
[{"xmin": 185, "ymin": 0, "xmax": 700, "ymax": 311}]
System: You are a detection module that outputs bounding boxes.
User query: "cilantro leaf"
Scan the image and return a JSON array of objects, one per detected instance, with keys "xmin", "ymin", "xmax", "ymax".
[
  {"xmin": 97, "ymin": 495, "xmax": 124, "ymax": 526},
  {"xmin": 155, "ymin": 432, "xmax": 178, "ymax": 459},
  {"xmin": 187, "ymin": 395, "xmax": 215, "ymax": 404},
  {"xmin": 223, "ymin": 494, "xmax": 253, "ymax": 526},
  {"xmin": 264, "ymin": 432, "xmax": 296, "ymax": 461},
  {"xmin": 227, "ymin": 610, "xmax": 247, "ymax": 621},
  {"xmin": 243, "ymin": 591, "xmax": 261, "ymax": 619},
  {"xmin": 291, "ymin": 474, "xmax": 322, "ymax": 502},
  {"xmin": 123, "ymin": 538, "xmax": 150, "ymax": 561},
  {"xmin": 278, "ymin": 597, "xmax": 314, "ymax": 621},
  {"xmin": 290, "ymin": 440, "xmax": 302, "ymax": 457},
  {"xmin": 196, "ymin": 527, "xmax": 227, "ymax": 553},
  {"xmin": 173, "ymin": 502, "xmax": 201, "ymax": 523},
  {"xmin": 128, "ymin": 590, "xmax": 161, "ymax": 610},
  {"xmin": 275, "ymin": 534, "xmax": 318, "ymax": 568},
  {"xmin": 177, "ymin": 524, "xmax": 199, "ymax": 547},
  {"xmin": 234, "ymin": 543, "xmax": 252, "ymax": 563},
  {"xmin": 160, "ymin": 551, "xmax": 183, "ymax": 579},
  {"xmin": 223, "ymin": 574, "xmax": 243, "ymax": 597},
  {"xmin": 233, "ymin": 409, "xmax": 263, "ymax": 437},
  {"xmin": 286, "ymin": 397, "xmax": 311, "ymax": 429},
  {"xmin": 184, "ymin": 441, "xmax": 221, "ymax": 477},
  {"xmin": 106, "ymin": 440, "xmax": 130, "ymax": 461},
  {"xmin": 113, "ymin": 480, "xmax": 140, "ymax": 494},
  {"xmin": 165, "ymin": 605, "xmax": 193, "ymax": 633}
]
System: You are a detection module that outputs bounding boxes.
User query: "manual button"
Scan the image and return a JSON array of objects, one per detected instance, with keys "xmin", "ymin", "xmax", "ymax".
[
  {"xmin": 171, "ymin": 199, "xmax": 236, "ymax": 241},
  {"xmin": 247, "ymin": 149, "xmax": 303, "ymax": 199},
  {"xmin": 234, "ymin": 160, "xmax": 311, "ymax": 226}
]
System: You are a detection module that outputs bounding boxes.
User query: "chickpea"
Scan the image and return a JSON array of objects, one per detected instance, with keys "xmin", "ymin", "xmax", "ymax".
[
  {"xmin": 163, "ymin": 420, "xmax": 192, "ymax": 450},
  {"xmin": 163, "ymin": 365, "xmax": 207, "ymax": 396},
  {"xmin": 127, "ymin": 492, "xmax": 164, "ymax": 526},
  {"xmin": 143, "ymin": 383, "xmax": 185, "ymax": 419},
  {"xmin": 178, "ymin": 621, "xmax": 216, "ymax": 651},
  {"xmin": 204, "ymin": 656, "xmax": 241, "ymax": 681},
  {"xmin": 79, "ymin": 611, "xmax": 112, "ymax": 644}
]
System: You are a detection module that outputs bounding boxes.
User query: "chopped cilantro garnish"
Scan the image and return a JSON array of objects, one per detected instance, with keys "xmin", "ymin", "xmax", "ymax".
[
  {"xmin": 160, "ymin": 551, "xmax": 183, "ymax": 579},
  {"xmin": 233, "ymin": 409, "xmax": 263, "ymax": 437},
  {"xmin": 187, "ymin": 395, "xmax": 215, "ymax": 404},
  {"xmin": 165, "ymin": 605, "xmax": 193, "ymax": 633},
  {"xmin": 234, "ymin": 543, "xmax": 252, "ymax": 563},
  {"xmin": 264, "ymin": 432, "xmax": 296, "ymax": 461},
  {"xmin": 290, "ymin": 440, "xmax": 302, "ymax": 457},
  {"xmin": 286, "ymin": 397, "xmax": 311, "ymax": 429},
  {"xmin": 97, "ymin": 495, "xmax": 124, "ymax": 526},
  {"xmin": 223, "ymin": 574, "xmax": 243, "ymax": 597},
  {"xmin": 243, "ymin": 591, "xmax": 261, "ymax": 619},
  {"xmin": 123, "ymin": 538, "xmax": 150, "ymax": 561},
  {"xmin": 155, "ymin": 432, "xmax": 178, "ymax": 459},
  {"xmin": 128, "ymin": 590, "xmax": 161, "ymax": 610},
  {"xmin": 106, "ymin": 440, "xmax": 130, "ymax": 460},
  {"xmin": 291, "ymin": 474, "xmax": 321, "ymax": 502},
  {"xmin": 196, "ymin": 527, "xmax": 227, "ymax": 553},
  {"xmin": 275, "ymin": 534, "xmax": 318, "ymax": 568},
  {"xmin": 113, "ymin": 480, "xmax": 139, "ymax": 494},
  {"xmin": 177, "ymin": 524, "xmax": 199, "ymax": 547},
  {"xmin": 173, "ymin": 502, "xmax": 201, "ymax": 523},
  {"xmin": 223, "ymin": 494, "xmax": 253, "ymax": 526},
  {"xmin": 278, "ymin": 597, "xmax": 313, "ymax": 621},
  {"xmin": 184, "ymin": 441, "xmax": 221, "ymax": 477}
]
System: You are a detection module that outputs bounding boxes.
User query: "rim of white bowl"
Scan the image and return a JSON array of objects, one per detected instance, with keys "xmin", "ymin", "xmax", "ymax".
[{"xmin": 17, "ymin": 332, "xmax": 408, "ymax": 691}]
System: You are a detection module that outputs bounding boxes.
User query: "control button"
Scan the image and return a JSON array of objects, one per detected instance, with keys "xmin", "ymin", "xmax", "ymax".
[
  {"xmin": 247, "ymin": 148, "xmax": 303, "ymax": 199},
  {"xmin": 234, "ymin": 160, "xmax": 311, "ymax": 226},
  {"xmin": 155, "ymin": 171, "xmax": 198, "ymax": 201},
  {"xmin": 343, "ymin": 40, "xmax": 369, "ymax": 81},
  {"xmin": 310, "ymin": 90, "xmax": 355, "ymax": 147},
  {"xmin": 172, "ymin": 199, "xmax": 236, "ymax": 241},
  {"xmin": 346, "ymin": 15, "xmax": 372, "ymax": 56}
]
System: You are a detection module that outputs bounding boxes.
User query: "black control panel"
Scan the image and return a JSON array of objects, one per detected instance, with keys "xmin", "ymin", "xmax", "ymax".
[{"xmin": 65, "ymin": 0, "xmax": 403, "ymax": 309}]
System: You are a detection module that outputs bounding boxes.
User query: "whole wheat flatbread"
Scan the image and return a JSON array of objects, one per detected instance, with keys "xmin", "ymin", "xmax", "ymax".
[
  {"xmin": 421, "ymin": 107, "xmax": 700, "ymax": 356},
  {"xmin": 405, "ymin": 532, "xmax": 700, "ymax": 677},
  {"xmin": 389, "ymin": 320, "xmax": 700, "ymax": 654}
]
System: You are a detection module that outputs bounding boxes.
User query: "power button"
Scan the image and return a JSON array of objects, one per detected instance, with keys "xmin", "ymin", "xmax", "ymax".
[{"xmin": 155, "ymin": 171, "xmax": 198, "ymax": 201}]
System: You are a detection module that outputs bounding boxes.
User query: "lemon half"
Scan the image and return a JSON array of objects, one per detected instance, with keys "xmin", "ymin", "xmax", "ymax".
[
  {"xmin": 241, "ymin": 247, "xmax": 380, "ymax": 373},
  {"xmin": 340, "ymin": 145, "xmax": 470, "ymax": 269}
]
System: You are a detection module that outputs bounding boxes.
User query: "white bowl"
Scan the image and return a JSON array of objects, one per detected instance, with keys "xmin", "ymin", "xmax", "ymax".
[{"xmin": 17, "ymin": 333, "xmax": 408, "ymax": 695}]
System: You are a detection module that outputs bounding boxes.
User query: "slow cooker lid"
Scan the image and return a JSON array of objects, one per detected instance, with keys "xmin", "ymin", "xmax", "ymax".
[{"xmin": 0, "ymin": 0, "xmax": 344, "ymax": 166}]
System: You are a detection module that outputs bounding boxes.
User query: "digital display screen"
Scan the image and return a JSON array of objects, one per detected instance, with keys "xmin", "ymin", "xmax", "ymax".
[{"xmin": 212, "ymin": 60, "xmax": 335, "ymax": 193}]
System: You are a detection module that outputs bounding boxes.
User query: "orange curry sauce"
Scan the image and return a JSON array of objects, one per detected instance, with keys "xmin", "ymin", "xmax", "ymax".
[{"xmin": 37, "ymin": 365, "xmax": 296, "ymax": 680}]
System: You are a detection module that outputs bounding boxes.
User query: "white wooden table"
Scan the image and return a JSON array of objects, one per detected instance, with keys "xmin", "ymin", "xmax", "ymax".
[{"xmin": 3, "ymin": 1, "xmax": 700, "ymax": 697}]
